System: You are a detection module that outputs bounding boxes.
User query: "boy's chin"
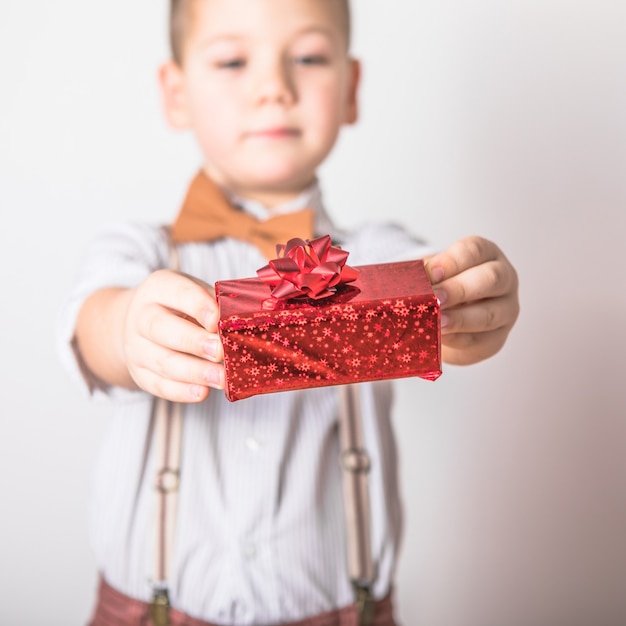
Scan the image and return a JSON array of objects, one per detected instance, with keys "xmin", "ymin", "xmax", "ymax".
[
  {"xmin": 224, "ymin": 175, "xmax": 315, "ymax": 207},
  {"xmin": 236, "ymin": 168, "xmax": 317, "ymax": 196}
]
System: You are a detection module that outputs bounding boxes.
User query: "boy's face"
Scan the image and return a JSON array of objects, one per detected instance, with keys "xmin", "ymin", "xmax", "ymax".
[{"xmin": 160, "ymin": 0, "xmax": 359, "ymax": 205}]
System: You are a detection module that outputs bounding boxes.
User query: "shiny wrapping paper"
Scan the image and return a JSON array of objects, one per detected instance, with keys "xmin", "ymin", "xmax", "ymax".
[{"xmin": 216, "ymin": 259, "xmax": 441, "ymax": 401}]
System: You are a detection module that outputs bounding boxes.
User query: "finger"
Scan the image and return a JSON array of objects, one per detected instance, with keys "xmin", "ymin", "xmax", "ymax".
[
  {"xmin": 432, "ymin": 260, "xmax": 516, "ymax": 309},
  {"xmin": 132, "ymin": 343, "xmax": 225, "ymax": 392},
  {"xmin": 440, "ymin": 295, "xmax": 519, "ymax": 335},
  {"xmin": 425, "ymin": 236, "xmax": 502, "ymax": 284},
  {"xmin": 441, "ymin": 326, "xmax": 512, "ymax": 366},
  {"xmin": 148, "ymin": 270, "xmax": 220, "ymax": 332},
  {"xmin": 131, "ymin": 366, "xmax": 212, "ymax": 403},
  {"xmin": 139, "ymin": 303, "xmax": 224, "ymax": 363}
]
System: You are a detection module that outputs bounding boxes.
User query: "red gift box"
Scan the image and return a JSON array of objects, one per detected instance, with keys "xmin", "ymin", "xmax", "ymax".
[{"xmin": 216, "ymin": 252, "xmax": 442, "ymax": 402}]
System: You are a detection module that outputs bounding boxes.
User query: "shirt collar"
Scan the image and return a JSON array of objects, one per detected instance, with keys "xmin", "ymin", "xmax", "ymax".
[{"xmin": 226, "ymin": 180, "xmax": 342, "ymax": 242}]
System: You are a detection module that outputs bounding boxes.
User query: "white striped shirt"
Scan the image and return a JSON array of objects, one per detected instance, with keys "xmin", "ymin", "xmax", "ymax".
[{"xmin": 57, "ymin": 181, "xmax": 431, "ymax": 624}]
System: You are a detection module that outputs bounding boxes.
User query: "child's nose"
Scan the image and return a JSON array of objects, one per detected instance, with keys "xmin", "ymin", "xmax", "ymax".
[{"xmin": 252, "ymin": 59, "xmax": 296, "ymax": 106}]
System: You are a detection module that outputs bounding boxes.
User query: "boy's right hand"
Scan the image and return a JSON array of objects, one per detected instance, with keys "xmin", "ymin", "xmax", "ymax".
[
  {"xmin": 76, "ymin": 270, "xmax": 225, "ymax": 403},
  {"xmin": 121, "ymin": 270, "xmax": 225, "ymax": 402}
]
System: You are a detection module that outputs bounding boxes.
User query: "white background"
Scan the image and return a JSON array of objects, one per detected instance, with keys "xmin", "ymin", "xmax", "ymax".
[{"xmin": 1, "ymin": 1, "xmax": 625, "ymax": 625}]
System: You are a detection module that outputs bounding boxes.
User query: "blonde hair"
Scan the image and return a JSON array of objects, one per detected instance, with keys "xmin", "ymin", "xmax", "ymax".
[{"xmin": 169, "ymin": 0, "xmax": 351, "ymax": 66}]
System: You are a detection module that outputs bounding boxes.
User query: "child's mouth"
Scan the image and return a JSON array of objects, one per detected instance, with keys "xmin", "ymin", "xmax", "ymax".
[{"xmin": 247, "ymin": 127, "xmax": 300, "ymax": 139}]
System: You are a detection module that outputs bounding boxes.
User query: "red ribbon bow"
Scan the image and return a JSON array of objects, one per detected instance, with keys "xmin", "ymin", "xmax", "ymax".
[{"xmin": 257, "ymin": 235, "xmax": 359, "ymax": 301}]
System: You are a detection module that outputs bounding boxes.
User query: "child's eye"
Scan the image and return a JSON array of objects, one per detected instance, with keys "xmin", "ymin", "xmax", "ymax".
[
  {"xmin": 293, "ymin": 55, "xmax": 328, "ymax": 66},
  {"xmin": 216, "ymin": 58, "xmax": 246, "ymax": 70}
]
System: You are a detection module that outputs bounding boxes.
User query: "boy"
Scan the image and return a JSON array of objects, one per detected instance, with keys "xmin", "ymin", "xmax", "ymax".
[{"xmin": 59, "ymin": 0, "xmax": 519, "ymax": 624}]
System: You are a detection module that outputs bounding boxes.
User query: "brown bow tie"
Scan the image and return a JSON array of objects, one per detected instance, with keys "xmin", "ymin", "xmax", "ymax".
[{"xmin": 170, "ymin": 171, "xmax": 314, "ymax": 260}]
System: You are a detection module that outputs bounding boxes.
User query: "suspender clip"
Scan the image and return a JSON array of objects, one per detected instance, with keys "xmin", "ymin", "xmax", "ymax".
[
  {"xmin": 353, "ymin": 583, "xmax": 375, "ymax": 626},
  {"xmin": 150, "ymin": 585, "xmax": 171, "ymax": 626}
]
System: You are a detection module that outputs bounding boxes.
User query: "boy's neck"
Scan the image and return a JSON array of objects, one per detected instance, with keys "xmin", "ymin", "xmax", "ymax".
[{"xmin": 236, "ymin": 190, "xmax": 309, "ymax": 211}]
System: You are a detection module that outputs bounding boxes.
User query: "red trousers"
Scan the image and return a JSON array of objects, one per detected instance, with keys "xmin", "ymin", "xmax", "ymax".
[{"xmin": 88, "ymin": 577, "xmax": 397, "ymax": 626}]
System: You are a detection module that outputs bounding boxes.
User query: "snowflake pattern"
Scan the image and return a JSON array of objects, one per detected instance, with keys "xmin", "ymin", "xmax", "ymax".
[{"xmin": 216, "ymin": 259, "xmax": 442, "ymax": 400}]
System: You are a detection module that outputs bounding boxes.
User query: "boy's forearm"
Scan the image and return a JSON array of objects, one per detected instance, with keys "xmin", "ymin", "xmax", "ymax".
[{"xmin": 75, "ymin": 287, "xmax": 138, "ymax": 390}]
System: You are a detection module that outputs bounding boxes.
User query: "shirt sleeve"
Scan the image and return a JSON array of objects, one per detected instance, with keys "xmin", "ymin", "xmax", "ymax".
[{"xmin": 56, "ymin": 222, "xmax": 170, "ymax": 401}]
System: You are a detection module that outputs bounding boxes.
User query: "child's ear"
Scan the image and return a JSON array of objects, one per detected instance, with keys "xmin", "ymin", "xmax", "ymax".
[
  {"xmin": 344, "ymin": 58, "xmax": 361, "ymax": 125},
  {"xmin": 159, "ymin": 61, "xmax": 191, "ymax": 129}
]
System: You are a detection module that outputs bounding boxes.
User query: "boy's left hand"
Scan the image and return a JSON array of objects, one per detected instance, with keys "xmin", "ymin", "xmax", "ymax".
[{"xmin": 424, "ymin": 236, "xmax": 519, "ymax": 365}]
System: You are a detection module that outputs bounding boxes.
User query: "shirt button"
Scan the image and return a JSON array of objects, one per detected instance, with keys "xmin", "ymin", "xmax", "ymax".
[
  {"xmin": 245, "ymin": 436, "xmax": 263, "ymax": 452},
  {"xmin": 242, "ymin": 541, "xmax": 256, "ymax": 559}
]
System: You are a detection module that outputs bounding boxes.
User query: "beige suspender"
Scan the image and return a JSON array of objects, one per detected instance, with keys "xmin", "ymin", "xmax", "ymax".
[
  {"xmin": 150, "ymin": 235, "xmax": 375, "ymax": 626},
  {"xmin": 150, "ymin": 398, "xmax": 184, "ymax": 626},
  {"xmin": 339, "ymin": 384, "xmax": 375, "ymax": 625},
  {"xmin": 149, "ymin": 237, "xmax": 185, "ymax": 626}
]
